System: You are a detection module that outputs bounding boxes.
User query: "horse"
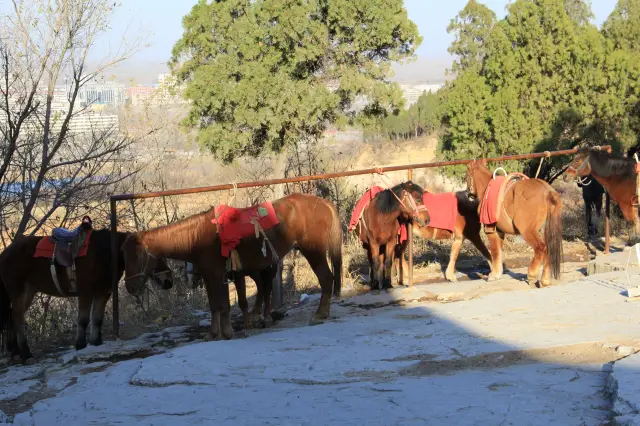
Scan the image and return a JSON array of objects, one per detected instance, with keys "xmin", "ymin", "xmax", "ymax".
[
  {"xmin": 578, "ymin": 175, "xmax": 605, "ymax": 239},
  {"xmin": 186, "ymin": 261, "xmax": 279, "ymax": 330},
  {"xmin": 565, "ymin": 147, "xmax": 640, "ymax": 244},
  {"xmin": 465, "ymin": 159, "xmax": 564, "ymax": 288},
  {"xmin": 394, "ymin": 190, "xmax": 493, "ymax": 282},
  {"xmin": 354, "ymin": 181, "xmax": 429, "ymax": 291},
  {"xmin": 121, "ymin": 193, "xmax": 343, "ymax": 342},
  {"xmin": 0, "ymin": 229, "xmax": 174, "ymax": 364}
]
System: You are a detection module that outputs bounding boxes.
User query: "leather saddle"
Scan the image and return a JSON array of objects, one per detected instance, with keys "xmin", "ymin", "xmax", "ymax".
[{"xmin": 49, "ymin": 216, "xmax": 93, "ymax": 293}]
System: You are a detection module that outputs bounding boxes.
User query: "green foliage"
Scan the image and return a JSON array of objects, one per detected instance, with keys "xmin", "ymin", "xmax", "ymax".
[
  {"xmin": 170, "ymin": 0, "xmax": 421, "ymax": 163},
  {"xmin": 438, "ymin": 0, "xmax": 640, "ymax": 180},
  {"xmin": 379, "ymin": 91, "xmax": 440, "ymax": 140}
]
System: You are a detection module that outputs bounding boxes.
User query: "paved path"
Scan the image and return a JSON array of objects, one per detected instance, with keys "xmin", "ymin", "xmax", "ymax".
[{"xmin": 2, "ymin": 270, "xmax": 640, "ymax": 425}]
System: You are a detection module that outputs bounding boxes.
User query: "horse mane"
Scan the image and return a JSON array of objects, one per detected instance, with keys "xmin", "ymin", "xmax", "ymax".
[
  {"xmin": 583, "ymin": 148, "xmax": 637, "ymax": 181},
  {"xmin": 375, "ymin": 181, "xmax": 425, "ymax": 214},
  {"xmin": 139, "ymin": 208, "xmax": 214, "ymax": 255},
  {"xmin": 455, "ymin": 190, "xmax": 479, "ymax": 212}
]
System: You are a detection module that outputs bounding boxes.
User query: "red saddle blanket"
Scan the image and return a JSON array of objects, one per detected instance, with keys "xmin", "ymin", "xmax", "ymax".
[
  {"xmin": 33, "ymin": 230, "xmax": 92, "ymax": 259},
  {"xmin": 211, "ymin": 202, "xmax": 280, "ymax": 257},
  {"xmin": 421, "ymin": 192, "xmax": 458, "ymax": 232},
  {"xmin": 348, "ymin": 186, "xmax": 384, "ymax": 231},
  {"xmin": 480, "ymin": 176, "xmax": 506, "ymax": 225},
  {"xmin": 349, "ymin": 186, "xmax": 408, "ymax": 243}
]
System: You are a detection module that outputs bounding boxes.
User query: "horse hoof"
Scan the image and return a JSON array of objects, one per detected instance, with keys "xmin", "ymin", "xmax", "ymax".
[
  {"xmin": 445, "ymin": 273, "xmax": 458, "ymax": 283},
  {"xmin": 24, "ymin": 357, "xmax": 37, "ymax": 366},
  {"xmin": 11, "ymin": 354, "xmax": 22, "ymax": 363},
  {"xmin": 371, "ymin": 289, "xmax": 381, "ymax": 295},
  {"xmin": 309, "ymin": 317, "xmax": 325, "ymax": 326},
  {"xmin": 539, "ymin": 281, "xmax": 551, "ymax": 288},
  {"xmin": 487, "ymin": 274, "xmax": 501, "ymax": 282},
  {"xmin": 204, "ymin": 331, "xmax": 219, "ymax": 342},
  {"xmin": 75, "ymin": 340, "xmax": 87, "ymax": 351}
]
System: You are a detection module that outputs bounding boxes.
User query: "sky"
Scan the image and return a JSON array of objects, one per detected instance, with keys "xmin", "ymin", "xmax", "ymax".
[{"xmin": 10, "ymin": 0, "xmax": 621, "ymax": 85}]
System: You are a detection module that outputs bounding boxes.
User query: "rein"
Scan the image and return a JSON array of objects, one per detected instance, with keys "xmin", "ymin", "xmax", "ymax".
[
  {"xmin": 566, "ymin": 157, "xmax": 592, "ymax": 186},
  {"xmin": 125, "ymin": 244, "xmax": 170, "ymax": 282}
]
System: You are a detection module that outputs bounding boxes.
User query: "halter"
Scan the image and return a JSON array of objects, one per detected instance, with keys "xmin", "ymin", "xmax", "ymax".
[
  {"xmin": 566, "ymin": 156, "xmax": 592, "ymax": 186},
  {"xmin": 397, "ymin": 188, "xmax": 427, "ymax": 227},
  {"xmin": 125, "ymin": 244, "xmax": 171, "ymax": 283}
]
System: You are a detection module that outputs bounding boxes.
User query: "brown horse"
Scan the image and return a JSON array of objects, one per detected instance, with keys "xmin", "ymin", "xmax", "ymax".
[
  {"xmin": 465, "ymin": 160, "xmax": 564, "ymax": 287},
  {"xmin": 394, "ymin": 191, "xmax": 493, "ymax": 282},
  {"xmin": 565, "ymin": 147, "xmax": 640, "ymax": 244},
  {"xmin": 354, "ymin": 181, "xmax": 429, "ymax": 291},
  {"xmin": 0, "ymin": 229, "xmax": 174, "ymax": 364},
  {"xmin": 121, "ymin": 193, "xmax": 343, "ymax": 342}
]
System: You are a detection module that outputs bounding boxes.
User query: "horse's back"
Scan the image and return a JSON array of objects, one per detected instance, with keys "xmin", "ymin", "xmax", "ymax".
[{"xmin": 273, "ymin": 193, "xmax": 338, "ymax": 245}]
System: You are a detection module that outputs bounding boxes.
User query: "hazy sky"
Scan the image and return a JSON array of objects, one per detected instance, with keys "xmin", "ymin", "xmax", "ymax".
[{"xmin": 5, "ymin": 0, "xmax": 620, "ymax": 84}]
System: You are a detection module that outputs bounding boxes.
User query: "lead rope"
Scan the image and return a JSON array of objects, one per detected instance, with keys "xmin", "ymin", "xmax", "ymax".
[{"xmin": 534, "ymin": 151, "xmax": 551, "ymax": 179}]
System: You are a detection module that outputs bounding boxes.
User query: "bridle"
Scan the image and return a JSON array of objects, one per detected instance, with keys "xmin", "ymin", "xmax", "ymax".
[
  {"xmin": 396, "ymin": 186, "xmax": 427, "ymax": 227},
  {"xmin": 125, "ymin": 244, "xmax": 172, "ymax": 284},
  {"xmin": 566, "ymin": 156, "xmax": 592, "ymax": 186}
]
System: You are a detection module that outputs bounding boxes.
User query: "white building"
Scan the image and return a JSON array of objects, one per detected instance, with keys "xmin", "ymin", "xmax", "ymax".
[{"xmin": 77, "ymin": 81, "xmax": 126, "ymax": 107}]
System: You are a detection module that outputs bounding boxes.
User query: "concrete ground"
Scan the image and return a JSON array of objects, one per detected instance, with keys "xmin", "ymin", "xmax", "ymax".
[{"xmin": 1, "ymin": 261, "xmax": 640, "ymax": 425}]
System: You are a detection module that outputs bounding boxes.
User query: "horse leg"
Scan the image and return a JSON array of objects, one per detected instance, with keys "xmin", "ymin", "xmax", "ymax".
[
  {"xmin": 261, "ymin": 267, "xmax": 274, "ymax": 327},
  {"xmin": 75, "ymin": 294, "xmax": 92, "ymax": 350},
  {"xmin": 10, "ymin": 291, "xmax": 33, "ymax": 363},
  {"xmin": 201, "ymin": 269, "xmax": 223, "ymax": 341},
  {"xmin": 89, "ymin": 293, "xmax": 111, "ymax": 346},
  {"xmin": 445, "ymin": 234, "xmax": 464, "ymax": 283},
  {"xmin": 219, "ymin": 282, "xmax": 234, "ymax": 340},
  {"xmin": 382, "ymin": 242, "xmax": 395, "ymax": 290},
  {"xmin": 369, "ymin": 242, "xmax": 382, "ymax": 291},
  {"xmin": 520, "ymin": 230, "xmax": 546, "ymax": 288},
  {"xmin": 464, "ymin": 229, "xmax": 493, "ymax": 273},
  {"xmin": 299, "ymin": 249, "xmax": 334, "ymax": 325},
  {"xmin": 486, "ymin": 231, "xmax": 505, "ymax": 281},
  {"xmin": 365, "ymin": 245, "xmax": 375, "ymax": 289},
  {"xmin": 234, "ymin": 274, "xmax": 250, "ymax": 337},
  {"xmin": 251, "ymin": 272, "xmax": 265, "ymax": 328}
]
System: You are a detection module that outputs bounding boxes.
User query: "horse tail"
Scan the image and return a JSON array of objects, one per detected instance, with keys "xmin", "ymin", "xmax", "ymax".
[
  {"xmin": 545, "ymin": 190, "xmax": 564, "ymax": 280},
  {"xmin": 327, "ymin": 201, "xmax": 343, "ymax": 297},
  {"xmin": 0, "ymin": 278, "xmax": 12, "ymax": 354}
]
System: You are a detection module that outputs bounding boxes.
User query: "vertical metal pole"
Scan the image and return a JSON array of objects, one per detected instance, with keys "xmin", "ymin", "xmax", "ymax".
[
  {"xmin": 407, "ymin": 169, "xmax": 413, "ymax": 287},
  {"xmin": 109, "ymin": 198, "xmax": 120, "ymax": 338},
  {"xmin": 605, "ymin": 191, "xmax": 611, "ymax": 255}
]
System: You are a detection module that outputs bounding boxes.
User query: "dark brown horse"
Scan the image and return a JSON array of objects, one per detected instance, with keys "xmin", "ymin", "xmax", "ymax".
[
  {"xmin": 394, "ymin": 191, "xmax": 493, "ymax": 282},
  {"xmin": 121, "ymin": 193, "xmax": 343, "ymax": 342},
  {"xmin": 186, "ymin": 261, "xmax": 278, "ymax": 331},
  {"xmin": 565, "ymin": 147, "xmax": 640, "ymax": 244},
  {"xmin": 0, "ymin": 229, "xmax": 174, "ymax": 364},
  {"xmin": 466, "ymin": 160, "xmax": 564, "ymax": 287},
  {"xmin": 354, "ymin": 181, "xmax": 429, "ymax": 291}
]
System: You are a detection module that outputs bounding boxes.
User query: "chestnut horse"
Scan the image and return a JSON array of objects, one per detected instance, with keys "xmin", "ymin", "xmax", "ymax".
[
  {"xmin": 565, "ymin": 147, "xmax": 640, "ymax": 244},
  {"xmin": 394, "ymin": 191, "xmax": 493, "ymax": 282},
  {"xmin": 465, "ymin": 160, "xmax": 564, "ymax": 287},
  {"xmin": 121, "ymin": 193, "xmax": 342, "ymax": 342},
  {"xmin": 354, "ymin": 181, "xmax": 429, "ymax": 291},
  {"xmin": 0, "ymin": 229, "xmax": 174, "ymax": 364}
]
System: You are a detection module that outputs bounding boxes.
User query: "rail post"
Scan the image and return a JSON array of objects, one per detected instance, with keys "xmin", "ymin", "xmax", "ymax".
[
  {"xmin": 109, "ymin": 198, "xmax": 120, "ymax": 338},
  {"xmin": 605, "ymin": 191, "xmax": 611, "ymax": 255},
  {"xmin": 407, "ymin": 168, "xmax": 413, "ymax": 287}
]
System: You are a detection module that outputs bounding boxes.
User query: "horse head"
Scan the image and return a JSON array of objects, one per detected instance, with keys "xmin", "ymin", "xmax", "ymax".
[
  {"xmin": 465, "ymin": 159, "xmax": 488, "ymax": 199},
  {"xmin": 398, "ymin": 181, "xmax": 430, "ymax": 227},
  {"xmin": 121, "ymin": 234, "xmax": 174, "ymax": 298},
  {"xmin": 563, "ymin": 148, "xmax": 591, "ymax": 182}
]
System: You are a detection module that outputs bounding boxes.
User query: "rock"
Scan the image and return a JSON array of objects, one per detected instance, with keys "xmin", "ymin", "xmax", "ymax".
[
  {"xmin": 0, "ymin": 409, "xmax": 8, "ymax": 423},
  {"xmin": 617, "ymin": 346, "xmax": 636, "ymax": 357}
]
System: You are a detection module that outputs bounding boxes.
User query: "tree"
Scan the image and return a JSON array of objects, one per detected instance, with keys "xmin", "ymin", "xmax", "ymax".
[
  {"xmin": 170, "ymin": 0, "xmax": 422, "ymax": 164},
  {"xmin": 0, "ymin": 0, "xmax": 145, "ymax": 242},
  {"xmin": 603, "ymin": 0, "xmax": 640, "ymax": 52},
  {"xmin": 446, "ymin": 0, "xmax": 496, "ymax": 74},
  {"xmin": 438, "ymin": 0, "xmax": 640, "ymax": 179}
]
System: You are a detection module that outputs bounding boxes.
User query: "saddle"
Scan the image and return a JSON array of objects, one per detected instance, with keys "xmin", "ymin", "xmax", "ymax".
[
  {"xmin": 480, "ymin": 172, "xmax": 529, "ymax": 233},
  {"xmin": 34, "ymin": 217, "xmax": 93, "ymax": 295}
]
